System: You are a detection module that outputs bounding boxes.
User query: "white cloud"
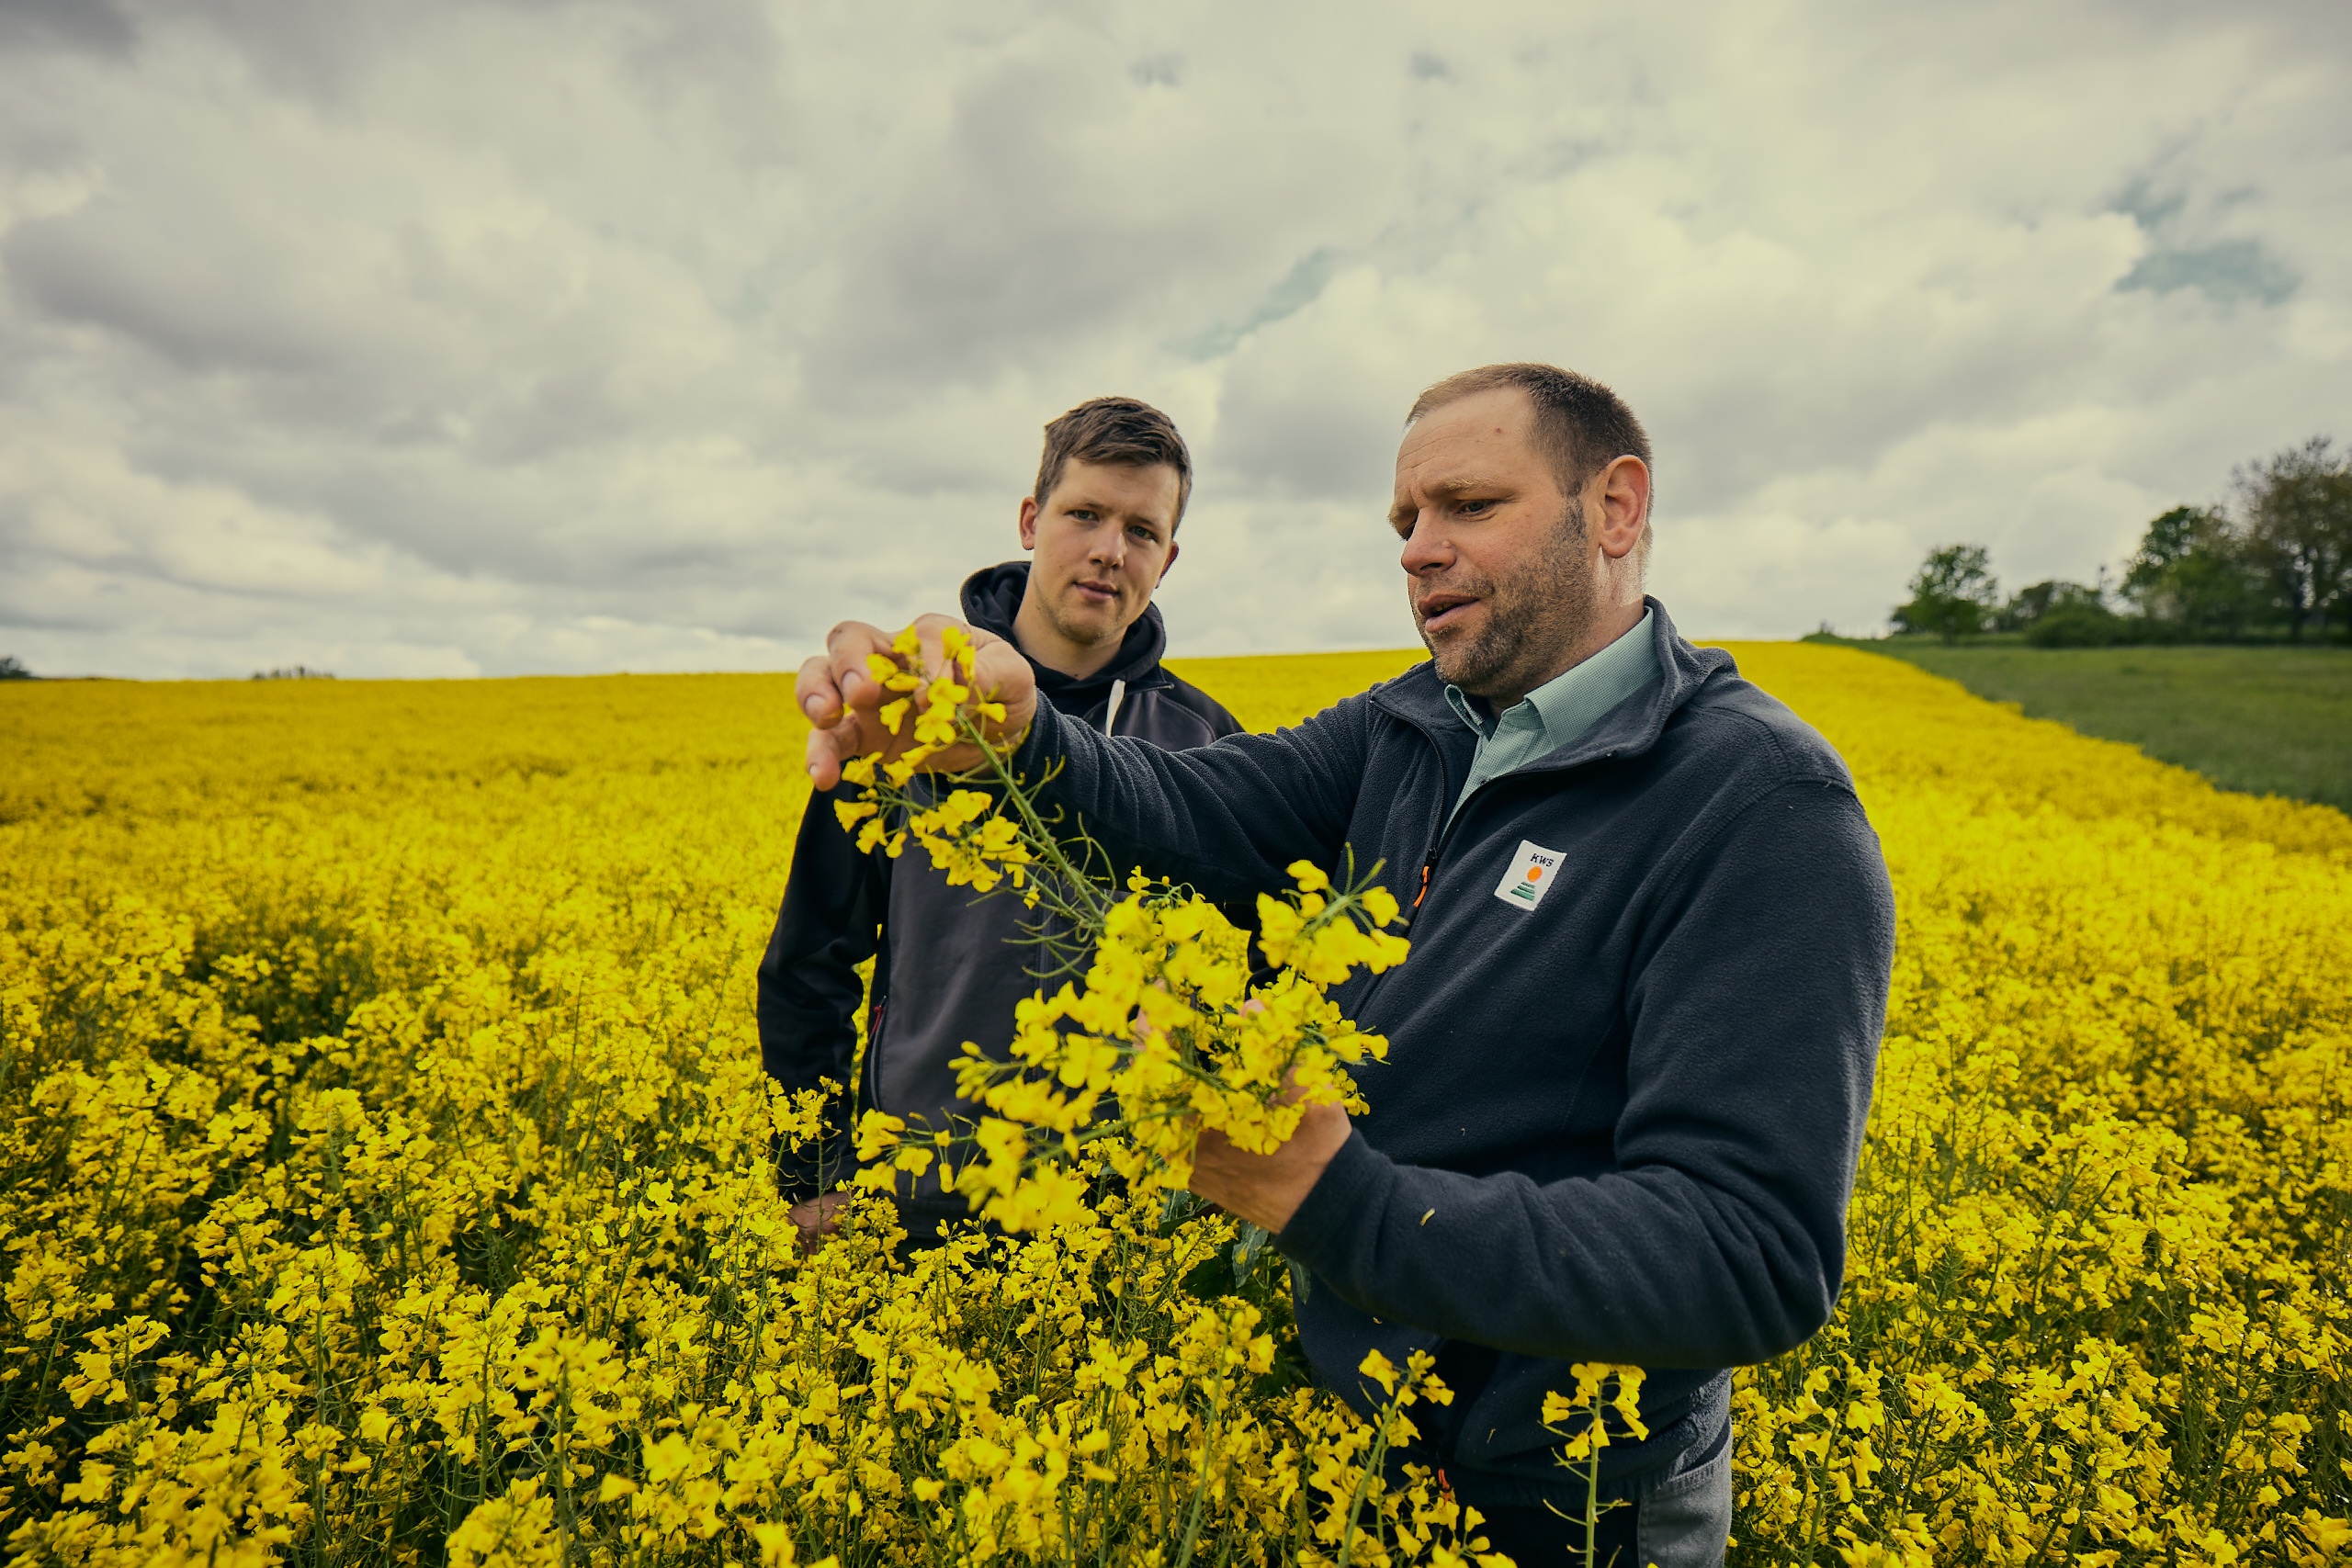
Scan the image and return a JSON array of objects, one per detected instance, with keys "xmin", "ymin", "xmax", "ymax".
[{"xmin": 1, "ymin": 0, "xmax": 2346, "ymax": 675}]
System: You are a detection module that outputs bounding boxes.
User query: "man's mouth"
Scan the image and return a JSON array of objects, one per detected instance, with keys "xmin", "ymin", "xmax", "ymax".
[
  {"xmin": 1417, "ymin": 592, "xmax": 1480, "ymax": 634},
  {"xmin": 1072, "ymin": 580, "xmax": 1119, "ymax": 607}
]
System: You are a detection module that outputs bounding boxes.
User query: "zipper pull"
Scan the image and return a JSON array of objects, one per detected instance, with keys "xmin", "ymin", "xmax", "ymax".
[{"xmin": 1414, "ymin": 845, "xmax": 1440, "ymax": 909}]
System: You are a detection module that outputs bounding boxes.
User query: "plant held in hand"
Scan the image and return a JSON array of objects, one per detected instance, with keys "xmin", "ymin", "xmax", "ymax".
[{"xmin": 834, "ymin": 624, "xmax": 1411, "ymax": 1234}]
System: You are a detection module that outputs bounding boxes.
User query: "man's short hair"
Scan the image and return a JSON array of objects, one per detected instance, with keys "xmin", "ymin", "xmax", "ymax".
[
  {"xmin": 1035, "ymin": 397, "xmax": 1193, "ymax": 528},
  {"xmin": 1407, "ymin": 364, "xmax": 1653, "ymax": 556}
]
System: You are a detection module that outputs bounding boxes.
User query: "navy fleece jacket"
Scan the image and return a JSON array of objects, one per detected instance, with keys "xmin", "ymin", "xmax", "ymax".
[{"xmin": 1011, "ymin": 600, "xmax": 1895, "ymax": 1496}]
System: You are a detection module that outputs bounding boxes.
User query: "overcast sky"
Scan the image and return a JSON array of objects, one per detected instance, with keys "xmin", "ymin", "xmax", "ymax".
[{"xmin": 2, "ymin": 0, "xmax": 2346, "ymax": 677}]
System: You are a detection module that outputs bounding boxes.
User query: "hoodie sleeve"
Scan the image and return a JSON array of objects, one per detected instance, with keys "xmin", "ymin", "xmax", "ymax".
[
  {"xmin": 1013, "ymin": 689, "xmax": 1377, "ymax": 903},
  {"xmin": 755, "ymin": 783, "xmax": 886, "ymax": 1201},
  {"xmin": 1273, "ymin": 776, "xmax": 1896, "ymax": 1370}
]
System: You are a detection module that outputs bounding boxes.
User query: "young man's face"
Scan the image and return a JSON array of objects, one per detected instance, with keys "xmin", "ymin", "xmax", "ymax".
[{"xmin": 1015, "ymin": 458, "xmax": 1183, "ymax": 669}]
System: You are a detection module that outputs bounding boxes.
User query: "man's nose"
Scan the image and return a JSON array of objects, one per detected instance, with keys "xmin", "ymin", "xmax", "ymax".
[{"xmin": 1398, "ymin": 513, "xmax": 1450, "ymax": 574}]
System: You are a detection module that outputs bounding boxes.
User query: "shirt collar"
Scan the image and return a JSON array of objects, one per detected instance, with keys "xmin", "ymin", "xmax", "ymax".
[{"xmin": 1443, "ymin": 607, "xmax": 1659, "ymax": 749}]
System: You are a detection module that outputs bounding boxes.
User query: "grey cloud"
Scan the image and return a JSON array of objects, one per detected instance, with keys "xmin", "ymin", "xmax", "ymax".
[
  {"xmin": 0, "ymin": 0, "xmax": 135, "ymax": 55},
  {"xmin": 1203, "ymin": 332, "xmax": 1403, "ymax": 507},
  {"xmin": 1171, "ymin": 248, "xmax": 1344, "ymax": 362},
  {"xmin": 796, "ymin": 22, "xmax": 1386, "ymax": 401},
  {"xmin": 1128, "ymin": 51, "xmax": 1180, "ymax": 87},
  {"xmin": 2109, "ymin": 178, "xmax": 2185, "ymax": 230},
  {"xmin": 617, "ymin": 0, "xmax": 797, "ymax": 164},
  {"xmin": 6, "ymin": 201, "xmax": 332, "ymax": 374},
  {"xmin": 153, "ymin": 0, "xmax": 402, "ymax": 101},
  {"xmin": 804, "ymin": 57, "xmax": 1225, "ymax": 391},
  {"xmin": 152, "ymin": 0, "xmax": 646, "ymax": 103}
]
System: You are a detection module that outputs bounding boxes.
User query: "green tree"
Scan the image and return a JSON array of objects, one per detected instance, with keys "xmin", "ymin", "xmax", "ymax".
[
  {"xmin": 1997, "ymin": 579, "xmax": 2102, "ymax": 633},
  {"xmin": 2236, "ymin": 437, "xmax": 2352, "ymax": 641},
  {"xmin": 2121, "ymin": 505, "xmax": 2204, "ymax": 594},
  {"xmin": 1893, "ymin": 544, "xmax": 1999, "ymax": 644},
  {"xmin": 0, "ymin": 657, "xmax": 31, "ymax": 681},
  {"xmin": 1995, "ymin": 580, "xmax": 2132, "ymax": 646},
  {"xmin": 2121, "ymin": 505, "xmax": 2263, "ymax": 641}
]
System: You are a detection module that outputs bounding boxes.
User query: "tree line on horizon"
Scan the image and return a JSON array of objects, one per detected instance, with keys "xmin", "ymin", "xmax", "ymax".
[
  {"xmin": 0, "ymin": 660, "xmax": 336, "ymax": 682},
  {"xmin": 1892, "ymin": 435, "xmax": 2352, "ymax": 647}
]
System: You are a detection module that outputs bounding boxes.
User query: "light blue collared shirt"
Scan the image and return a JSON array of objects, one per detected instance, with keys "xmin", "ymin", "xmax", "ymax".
[{"xmin": 1443, "ymin": 609, "xmax": 1659, "ymax": 824}]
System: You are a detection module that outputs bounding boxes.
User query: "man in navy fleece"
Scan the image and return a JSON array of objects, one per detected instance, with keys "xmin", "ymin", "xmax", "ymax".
[{"xmin": 796, "ymin": 364, "xmax": 1896, "ymax": 1567}]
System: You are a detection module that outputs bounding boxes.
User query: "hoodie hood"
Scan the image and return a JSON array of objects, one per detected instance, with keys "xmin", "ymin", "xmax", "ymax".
[{"xmin": 961, "ymin": 561, "xmax": 1172, "ymax": 710}]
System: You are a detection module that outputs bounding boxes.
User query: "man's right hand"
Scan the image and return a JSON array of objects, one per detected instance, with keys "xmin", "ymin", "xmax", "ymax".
[
  {"xmin": 797, "ymin": 614, "xmax": 1039, "ymax": 790},
  {"xmin": 788, "ymin": 1189, "xmax": 853, "ymax": 1254}
]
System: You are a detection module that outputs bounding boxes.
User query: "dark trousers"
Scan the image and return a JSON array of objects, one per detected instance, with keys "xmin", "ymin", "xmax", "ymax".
[
  {"xmin": 1419, "ymin": 1373, "xmax": 1734, "ymax": 1568},
  {"xmin": 1465, "ymin": 1493, "xmax": 1639, "ymax": 1566}
]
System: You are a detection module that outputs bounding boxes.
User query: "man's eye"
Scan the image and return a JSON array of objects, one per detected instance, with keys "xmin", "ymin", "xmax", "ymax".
[{"xmin": 1458, "ymin": 499, "xmax": 1493, "ymax": 516}]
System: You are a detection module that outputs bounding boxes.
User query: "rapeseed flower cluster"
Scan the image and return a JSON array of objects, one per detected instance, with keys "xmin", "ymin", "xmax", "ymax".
[
  {"xmin": 829, "ymin": 626, "xmax": 1409, "ymax": 1236},
  {"xmin": 0, "ymin": 645, "xmax": 2345, "ymax": 1564}
]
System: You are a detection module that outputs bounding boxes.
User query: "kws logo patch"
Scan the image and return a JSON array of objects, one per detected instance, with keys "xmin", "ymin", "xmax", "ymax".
[{"xmin": 1493, "ymin": 840, "xmax": 1562, "ymax": 909}]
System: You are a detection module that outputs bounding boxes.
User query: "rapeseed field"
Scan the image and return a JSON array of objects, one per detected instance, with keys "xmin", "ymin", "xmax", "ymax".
[{"xmin": 1, "ymin": 645, "xmax": 2346, "ymax": 1565}]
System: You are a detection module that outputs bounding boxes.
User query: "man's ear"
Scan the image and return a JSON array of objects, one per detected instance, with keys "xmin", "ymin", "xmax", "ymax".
[
  {"xmin": 1592, "ymin": 457, "xmax": 1649, "ymax": 561},
  {"xmin": 1156, "ymin": 538, "xmax": 1181, "ymax": 583},
  {"xmin": 1018, "ymin": 495, "xmax": 1041, "ymax": 550}
]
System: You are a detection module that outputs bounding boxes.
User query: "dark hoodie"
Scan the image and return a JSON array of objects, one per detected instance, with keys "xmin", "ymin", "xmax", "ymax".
[{"xmin": 755, "ymin": 562, "xmax": 1242, "ymax": 1236}]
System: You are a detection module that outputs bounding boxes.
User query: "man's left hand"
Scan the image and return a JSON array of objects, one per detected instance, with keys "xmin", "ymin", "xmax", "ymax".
[{"xmin": 1189, "ymin": 1100, "xmax": 1352, "ymax": 1235}]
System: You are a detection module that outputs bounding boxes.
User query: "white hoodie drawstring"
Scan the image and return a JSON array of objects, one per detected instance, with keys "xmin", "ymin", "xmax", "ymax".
[{"xmin": 1102, "ymin": 678, "xmax": 1126, "ymax": 737}]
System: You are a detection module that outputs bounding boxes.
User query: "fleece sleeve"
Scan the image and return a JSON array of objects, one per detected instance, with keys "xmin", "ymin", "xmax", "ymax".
[
  {"xmin": 1274, "ymin": 778, "xmax": 1897, "ymax": 1370},
  {"xmin": 754, "ymin": 783, "xmax": 886, "ymax": 1201},
  {"xmin": 1013, "ymin": 692, "xmax": 1377, "ymax": 903}
]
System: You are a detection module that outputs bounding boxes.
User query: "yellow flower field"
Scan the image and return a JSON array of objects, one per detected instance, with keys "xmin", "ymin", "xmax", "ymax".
[{"xmin": 0, "ymin": 644, "xmax": 2346, "ymax": 1565}]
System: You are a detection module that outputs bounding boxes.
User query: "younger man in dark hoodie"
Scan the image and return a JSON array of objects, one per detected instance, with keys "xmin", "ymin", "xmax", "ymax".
[{"xmin": 756, "ymin": 397, "xmax": 1241, "ymax": 1247}]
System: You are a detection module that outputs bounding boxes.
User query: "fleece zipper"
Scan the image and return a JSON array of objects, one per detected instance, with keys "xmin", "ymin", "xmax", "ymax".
[{"xmin": 1359, "ymin": 709, "xmax": 1625, "ymax": 1011}]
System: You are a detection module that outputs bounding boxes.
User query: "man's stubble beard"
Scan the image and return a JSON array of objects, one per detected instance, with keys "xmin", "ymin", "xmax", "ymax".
[
  {"xmin": 1040, "ymin": 580, "xmax": 1126, "ymax": 658},
  {"xmin": 1419, "ymin": 509, "xmax": 1598, "ymax": 700}
]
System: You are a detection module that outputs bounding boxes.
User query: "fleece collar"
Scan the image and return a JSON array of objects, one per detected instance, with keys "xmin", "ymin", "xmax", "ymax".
[{"xmin": 1370, "ymin": 597, "xmax": 1729, "ymax": 774}]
